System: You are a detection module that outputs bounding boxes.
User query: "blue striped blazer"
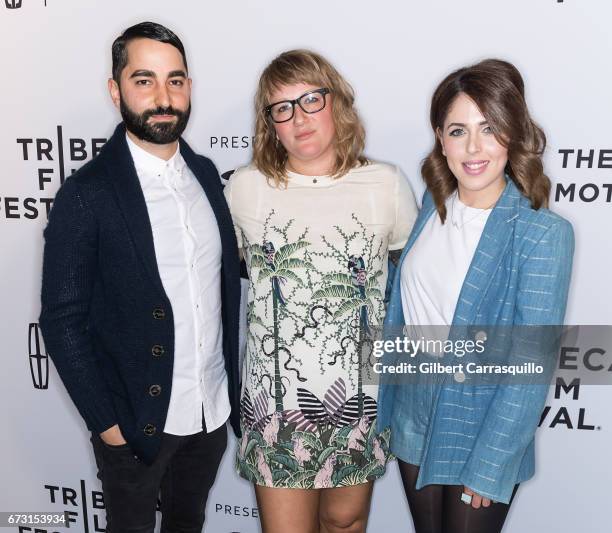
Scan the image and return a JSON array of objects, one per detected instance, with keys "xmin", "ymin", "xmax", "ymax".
[{"xmin": 377, "ymin": 179, "xmax": 574, "ymax": 503}]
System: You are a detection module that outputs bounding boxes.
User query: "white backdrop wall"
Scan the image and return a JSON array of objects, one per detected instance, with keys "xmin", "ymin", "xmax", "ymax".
[{"xmin": 2, "ymin": 1, "xmax": 611, "ymax": 532}]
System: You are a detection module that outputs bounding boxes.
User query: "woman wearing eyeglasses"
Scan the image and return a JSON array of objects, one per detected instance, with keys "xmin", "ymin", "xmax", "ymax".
[
  {"xmin": 377, "ymin": 59, "xmax": 574, "ymax": 533},
  {"xmin": 224, "ymin": 49, "xmax": 417, "ymax": 532}
]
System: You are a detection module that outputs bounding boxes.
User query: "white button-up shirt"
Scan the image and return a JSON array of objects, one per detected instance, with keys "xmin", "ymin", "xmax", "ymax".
[{"xmin": 127, "ymin": 135, "xmax": 230, "ymax": 435}]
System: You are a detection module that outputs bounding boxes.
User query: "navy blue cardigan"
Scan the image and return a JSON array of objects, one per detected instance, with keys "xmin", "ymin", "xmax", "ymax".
[{"xmin": 39, "ymin": 124, "xmax": 241, "ymax": 464}]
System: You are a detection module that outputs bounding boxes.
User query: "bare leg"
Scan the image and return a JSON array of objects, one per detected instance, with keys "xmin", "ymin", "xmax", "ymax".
[
  {"xmin": 255, "ymin": 485, "xmax": 320, "ymax": 533},
  {"xmin": 319, "ymin": 482, "xmax": 374, "ymax": 533}
]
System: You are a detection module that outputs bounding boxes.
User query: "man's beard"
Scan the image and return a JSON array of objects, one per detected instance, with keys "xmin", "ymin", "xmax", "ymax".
[{"xmin": 120, "ymin": 98, "xmax": 191, "ymax": 144}]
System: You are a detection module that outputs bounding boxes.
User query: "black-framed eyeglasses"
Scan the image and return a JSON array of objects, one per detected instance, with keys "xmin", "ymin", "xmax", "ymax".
[{"xmin": 265, "ymin": 88, "xmax": 330, "ymax": 123}]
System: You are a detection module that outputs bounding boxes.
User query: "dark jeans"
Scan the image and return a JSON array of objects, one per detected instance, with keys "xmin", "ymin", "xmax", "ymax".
[{"xmin": 91, "ymin": 423, "xmax": 227, "ymax": 533}]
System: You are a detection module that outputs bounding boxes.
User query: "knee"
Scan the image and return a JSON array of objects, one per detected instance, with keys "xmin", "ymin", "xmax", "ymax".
[{"xmin": 319, "ymin": 509, "xmax": 366, "ymax": 533}]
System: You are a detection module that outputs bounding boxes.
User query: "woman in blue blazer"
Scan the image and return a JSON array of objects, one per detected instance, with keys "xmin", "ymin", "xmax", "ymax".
[{"xmin": 377, "ymin": 59, "xmax": 574, "ymax": 532}]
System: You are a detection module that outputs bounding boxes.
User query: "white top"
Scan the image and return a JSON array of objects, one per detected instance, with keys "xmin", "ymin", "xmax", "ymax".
[
  {"xmin": 127, "ymin": 135, "xmax": 230, "ymax": 435},
  {"xmin": 401, "ymin": 192, "xmax": 492, "ymax": 326}
]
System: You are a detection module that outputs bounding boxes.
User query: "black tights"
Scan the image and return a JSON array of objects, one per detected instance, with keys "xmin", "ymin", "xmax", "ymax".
[{"xmin": 398, "ymin": 460, "xmax": 518, "ymax": 533}]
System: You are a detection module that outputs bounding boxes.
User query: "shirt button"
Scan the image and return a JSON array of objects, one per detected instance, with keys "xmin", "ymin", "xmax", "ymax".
[
  {"xmin": 152, "ymin": 307, "xmax": 166, "ymax": 320},
  {"xmin": 143, "ymin": 424, "xmax": 156, "ymax": 436},
  {"xmin": 149, "ymin": 384, "xmax": 162, "ymax": 397}
]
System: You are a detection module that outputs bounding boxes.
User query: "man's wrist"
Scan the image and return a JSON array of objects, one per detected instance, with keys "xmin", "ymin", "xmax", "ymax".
[{"xmin": 99, "ymin": 424, "xmax": 127, "ymax": 445}]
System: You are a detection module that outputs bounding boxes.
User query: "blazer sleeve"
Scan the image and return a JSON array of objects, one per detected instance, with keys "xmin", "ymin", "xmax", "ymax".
[
  {"xmin": 39, "ymin": 178, "xmax": 118, "ymax": 434},
  {"xmin": 459, "ymin": 219, "xmax": 575, "ymax": 503}
]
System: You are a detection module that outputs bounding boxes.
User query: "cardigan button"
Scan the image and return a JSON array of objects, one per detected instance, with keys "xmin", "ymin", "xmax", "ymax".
[
  {"xmin": 149, "ymin": 384, "xmax": 162, "ymax": 397},
  {"xmin": 143, "ymin": 424, "xmax": 156, "ymax": 436},
  {"xmin": 151, "ymin": 344, "xmax": 165, "ymax": 357},
  {"xmin": 152, "ymin": 308, "xmax": 166, "ymax": 320}
]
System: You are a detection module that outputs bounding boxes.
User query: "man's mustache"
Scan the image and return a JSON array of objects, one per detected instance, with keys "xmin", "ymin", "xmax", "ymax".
[{"xmin": 142, "ymin": 106, "xmax": 183, "ymax": 120}]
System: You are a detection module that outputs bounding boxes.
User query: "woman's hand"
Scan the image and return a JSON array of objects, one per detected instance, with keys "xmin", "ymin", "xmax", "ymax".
[{"xmin": 462, "ymin": 486, "xmax": 492, "ymax": 509}]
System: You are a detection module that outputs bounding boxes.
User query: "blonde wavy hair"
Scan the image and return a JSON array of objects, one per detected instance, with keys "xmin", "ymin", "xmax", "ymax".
[
  {"xmin": 422, "ymin": 59, "xmax": 550, "ymax": 222},
  {"xmin": 253, "ymin": 49, "xmax": 367, "ymax": 187}
]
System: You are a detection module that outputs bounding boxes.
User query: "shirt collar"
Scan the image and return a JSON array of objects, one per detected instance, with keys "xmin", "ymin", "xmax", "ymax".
[{"xmin": 126, "ymin": 134, "xmax": 186, "ymax": 178}]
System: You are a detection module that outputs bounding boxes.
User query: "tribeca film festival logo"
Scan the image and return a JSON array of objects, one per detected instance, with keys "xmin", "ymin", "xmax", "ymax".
[
  {"xmin": 12, "ymin": 481, "xmax": 108, "ymax": 533},
  {"xmin": 28, "ymin": 323, "xmax": 49, "ymax": 390},
  {"xmin": 539, "ymin": 344, "xmax": 605, "ymax": 432},
  {"xmin": 5, "ymin": 127, "xmax": 106, "ymax": 221}
]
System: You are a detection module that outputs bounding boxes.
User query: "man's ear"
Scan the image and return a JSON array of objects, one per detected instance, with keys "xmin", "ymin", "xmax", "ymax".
[{"xmin": 108, "ymin": 78, "xmax": 121, "ymax": 109}]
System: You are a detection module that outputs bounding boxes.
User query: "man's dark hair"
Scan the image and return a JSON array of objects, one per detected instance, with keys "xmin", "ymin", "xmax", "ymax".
[{"xmin": 112, "ymin": 21, "xmax": 187, "ymax": 82}]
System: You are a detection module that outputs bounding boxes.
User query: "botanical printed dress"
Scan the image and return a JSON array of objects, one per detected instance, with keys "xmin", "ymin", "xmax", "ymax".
[{"xmin": 224, "ymin": 162, "xmax": 416, "ymax": 488}]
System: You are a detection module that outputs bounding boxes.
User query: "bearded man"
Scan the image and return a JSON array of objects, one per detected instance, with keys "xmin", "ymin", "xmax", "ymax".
[{"xmin": 39, "ymin": 21, "xmax": 241, "ymax": 533}]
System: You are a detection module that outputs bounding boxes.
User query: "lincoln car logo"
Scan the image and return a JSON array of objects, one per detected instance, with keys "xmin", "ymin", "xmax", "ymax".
[
  {"xmin": 5, "ymin": 0, "xmax": 23, "ymax": 8},
  {"xmin": 29, "ymin": 323, "xmax": 49, "ymax": 389}
]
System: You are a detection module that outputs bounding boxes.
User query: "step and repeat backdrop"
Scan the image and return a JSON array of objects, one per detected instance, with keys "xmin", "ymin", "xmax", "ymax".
[{"xmin": 2, "ymin": 1, "xmax": 611, "ymax": 532}]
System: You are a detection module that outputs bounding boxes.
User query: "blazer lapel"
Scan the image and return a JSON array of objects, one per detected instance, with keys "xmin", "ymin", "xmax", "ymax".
[
  {"xmin": 102, "ymin": 124, "xmax": 167, "ymax": 297},
  {"xmin": 451, "ymin": 180, "xmax": 521, "ymax": 325}
]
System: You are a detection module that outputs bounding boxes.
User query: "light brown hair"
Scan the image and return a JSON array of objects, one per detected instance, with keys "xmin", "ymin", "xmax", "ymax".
[
  {"xmin": 422, "ymin": 59, "xmax": 550, "ymax": 222},
  {"xmin": 253, "ymin": 49, "xmax": 367, "ymax": 187}
]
